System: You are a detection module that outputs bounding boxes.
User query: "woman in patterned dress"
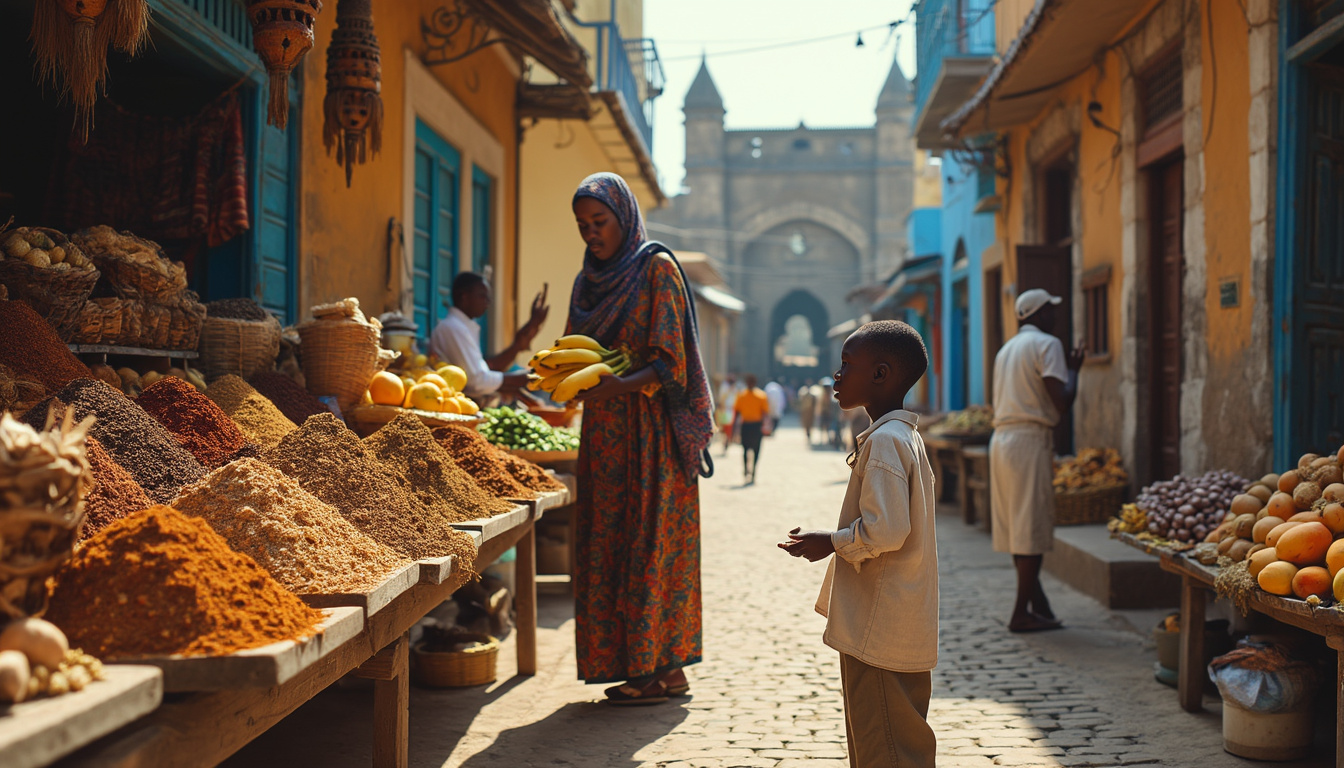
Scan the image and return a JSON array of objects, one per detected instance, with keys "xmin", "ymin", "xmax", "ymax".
[{"xmin": 567, "ymin": 172, "xmax": 715, "ymax": 705}]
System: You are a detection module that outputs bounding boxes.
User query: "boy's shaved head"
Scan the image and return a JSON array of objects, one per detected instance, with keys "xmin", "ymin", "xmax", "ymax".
[{"xmin": 848, "ymin": 320, "xmax": 928, "ymax": 392}]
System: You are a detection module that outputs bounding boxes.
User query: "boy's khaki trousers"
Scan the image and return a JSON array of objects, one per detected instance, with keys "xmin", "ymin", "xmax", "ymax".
[{"xmin": 840, "ymin": 653, "xmax": 936, "ymax": 767}]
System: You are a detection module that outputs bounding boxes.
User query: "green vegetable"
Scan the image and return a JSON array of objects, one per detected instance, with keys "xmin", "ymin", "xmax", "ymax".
[{"xmin": 478, "ymin": 407, "xmax": 580, "ymax": 452}]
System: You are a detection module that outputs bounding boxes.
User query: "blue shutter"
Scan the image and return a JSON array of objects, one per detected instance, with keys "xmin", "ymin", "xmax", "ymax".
[
  {"xmin": 413, "ymin": 121, "xmax": 460, "ymax": 342},
  {"xmin": 253, "ymin": 85, "xmax": 299, "ymax": 321},
  {"xmin": 471, "ymin": 165, "xmax": 493, "ymax": 347}
]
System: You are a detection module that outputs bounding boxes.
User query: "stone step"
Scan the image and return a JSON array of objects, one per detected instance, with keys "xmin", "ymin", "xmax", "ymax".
[{"xmin": 1044, "ymin": 524, "xmax": 1181, "ymax": 609}]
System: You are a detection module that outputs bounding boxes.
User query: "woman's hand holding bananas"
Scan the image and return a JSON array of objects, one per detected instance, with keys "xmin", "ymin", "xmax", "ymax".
[{"xmin": 526, "ymin": 335, "xmax": 634, "ymax": 403}]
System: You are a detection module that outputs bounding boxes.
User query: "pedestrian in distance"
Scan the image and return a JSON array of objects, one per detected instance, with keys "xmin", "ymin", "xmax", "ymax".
[
  {"xmin": 797, "ymin": 380, "xmax": 817, "ymax": 443},
  {"xmin": 814, "ymin": 377, "xmax": 836, "ymax": 448},
  {"xmin": 566, "ymin": 172, "xmax": 715, "ymax": 705},
  {"xmin": 780, "ymin": 320, "xmax": 939, "ymax": 768},
  {"xmin": 717, "ymin": 372, "xmax": 741, "ymax": 456},
  {"xmin": 989, "ymin": 289, "xmax": 1085, "ymax": 633},
  {"xmin": 733, "ymin": 374, "xmax": 770, "ymax": 484}
]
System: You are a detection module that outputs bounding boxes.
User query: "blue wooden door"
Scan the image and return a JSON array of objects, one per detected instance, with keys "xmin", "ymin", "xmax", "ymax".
[
  {"xmin": 253, "ymin": 88, "xmax": 299, "ymax": 320},
  {"xmin": 413, "ymin": 121, "xmax": 461, "ymax": 341}
]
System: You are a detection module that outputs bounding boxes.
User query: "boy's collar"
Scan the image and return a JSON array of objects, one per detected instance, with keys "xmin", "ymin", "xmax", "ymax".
[{"xmin": 857, "ymin": 410, "xmax": 918, "ymax": 444}]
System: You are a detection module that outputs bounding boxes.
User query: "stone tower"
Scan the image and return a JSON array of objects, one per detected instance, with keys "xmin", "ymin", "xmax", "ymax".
[
  {"xmin": 679, "ymin": 58, "xmax": 728, "ymax": 237},
  {"xmin": 874, "ymin": 56, "xmax": 914, "ymax": 278}
]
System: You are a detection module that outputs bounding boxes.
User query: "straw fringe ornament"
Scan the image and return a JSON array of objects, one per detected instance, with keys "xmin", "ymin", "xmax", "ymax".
[
  {"xmin": 246, "ymin": 0, "xmax": 322, "ymax": 129},
  {"xmin": 30, "ymin": 0, "xmax": 150, "ymax": 141},
  {"xmin": 323, "ymin": 0, "xmax": 382, "ymax": 187}
]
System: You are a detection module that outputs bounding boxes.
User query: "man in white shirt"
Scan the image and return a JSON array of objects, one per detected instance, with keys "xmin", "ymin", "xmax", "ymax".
[
  {"xmin": 764, "ymin": 380, "xmax": 786, "ymax": 424},
  {"xmin": 429, "ymin": 272, "xmax": 549, "ymax": 398},
  {"xmin": 989, "ymin": 288, "xmax": 1085, "ymax": 633}
]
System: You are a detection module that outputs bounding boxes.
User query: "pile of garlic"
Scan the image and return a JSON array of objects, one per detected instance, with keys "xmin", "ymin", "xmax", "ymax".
[
  {"xmin": 1, "ymin": 228, "xmax": 93, "ymax": 271},
  {"xmin": 0, "ymin": 618, "xmax": 105, "ymax": 703}
]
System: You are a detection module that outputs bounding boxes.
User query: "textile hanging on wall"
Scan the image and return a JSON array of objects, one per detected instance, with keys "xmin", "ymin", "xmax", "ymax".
[
  {"xmin": 323, "ymin": 0, "xmax": 382, "ymax": 187},
  {"xmin": 50, "ymin": 91, "xmax": 250, "ymax": 248}
]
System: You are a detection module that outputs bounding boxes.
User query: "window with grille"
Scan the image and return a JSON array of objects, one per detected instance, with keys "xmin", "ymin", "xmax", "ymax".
[
  {"xmin": 1082, "ymin": 266, "xmax": 1111, "ymax": 360},
  {"xmin": 1140, "ymin": 50, "xmax": 1183, "ymax": 136}
]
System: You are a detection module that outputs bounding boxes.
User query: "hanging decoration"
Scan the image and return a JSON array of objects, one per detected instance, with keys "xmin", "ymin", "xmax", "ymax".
[
  {"xmin": 323, "ymin": 0, "xmax": 382, "ymax": 188},
  {"xmin": 245, "ymin": 0, "xmax": 322, "ymax": 129},
  {"xmin": 30, "ymin": 0, "xmax": 150, "ymax": 140}
]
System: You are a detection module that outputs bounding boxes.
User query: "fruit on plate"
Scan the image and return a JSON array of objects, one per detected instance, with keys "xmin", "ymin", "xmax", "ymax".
[
  {"xmin": 436, "ymin": 364, "xmax": 467, "ymax": 393},
  {"xmin": 368, "ymin": 371, "xmax": 405, "ymax": 406},
  {"xmin": 403, "ymin": 382, "xmax": 443, "ymax": 411}
]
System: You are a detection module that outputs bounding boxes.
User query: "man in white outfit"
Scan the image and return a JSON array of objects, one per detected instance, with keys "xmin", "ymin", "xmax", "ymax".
[{"xmin": 989, "ymin": 289, "xmax": 1084, "ymax": 632}]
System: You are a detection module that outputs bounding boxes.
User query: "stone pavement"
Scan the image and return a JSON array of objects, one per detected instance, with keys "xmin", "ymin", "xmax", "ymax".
[{"xmin": 228, "ymin": 420, "xmax": 1318, "ymax": 768}]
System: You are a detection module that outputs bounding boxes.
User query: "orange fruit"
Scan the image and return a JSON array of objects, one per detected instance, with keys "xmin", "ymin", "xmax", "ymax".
[{"xmin": 368, "ymin": 371, "xmax": 405, "ymax": 406}]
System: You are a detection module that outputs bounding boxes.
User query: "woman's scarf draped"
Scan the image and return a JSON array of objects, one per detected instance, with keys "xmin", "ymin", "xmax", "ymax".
[{"xmin": 569, "ymin": 172, "xmax": 715, "ymax": 479}]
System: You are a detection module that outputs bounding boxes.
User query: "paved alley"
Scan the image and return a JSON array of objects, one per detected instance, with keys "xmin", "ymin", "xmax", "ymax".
[{"xmin": 229, "ymin": 420, "xmax": 1299, "ymax": 768}]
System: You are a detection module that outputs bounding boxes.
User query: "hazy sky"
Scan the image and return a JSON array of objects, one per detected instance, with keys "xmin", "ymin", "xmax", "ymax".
[{"xmin": 644, "ymin": 0, "xmax": 918, "ymax": 195}]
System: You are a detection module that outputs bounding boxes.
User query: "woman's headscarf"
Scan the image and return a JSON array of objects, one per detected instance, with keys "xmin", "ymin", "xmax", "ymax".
[{"xmin": 570, "ymin": 172, "xmax": 715, "ymax": 478}]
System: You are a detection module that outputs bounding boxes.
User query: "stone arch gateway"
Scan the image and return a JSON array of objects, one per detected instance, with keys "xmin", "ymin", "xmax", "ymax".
[{"xmin": 769, "ymin": 290, "xmax": 830, "ymax": 381}]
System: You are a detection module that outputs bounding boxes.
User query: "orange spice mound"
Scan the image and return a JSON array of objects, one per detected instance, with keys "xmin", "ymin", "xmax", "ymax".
[{"xmin": 44, "ymin": 505, "xmax": 322, "ymax": 659}]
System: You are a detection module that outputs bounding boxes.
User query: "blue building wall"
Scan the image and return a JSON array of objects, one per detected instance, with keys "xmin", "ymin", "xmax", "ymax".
[
  {"xmin": 938, "ymin": 156, "xmax": 996, "ymax": 410},
  {"xmin": 908, "ymin": 207, "xmax": 943, "ymax": 259}
]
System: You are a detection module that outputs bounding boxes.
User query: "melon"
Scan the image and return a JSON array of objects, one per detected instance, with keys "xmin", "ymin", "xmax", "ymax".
[
  {"xmin": 1258, "ymin": 561, "xmax": 1298, "ymax": 596},
  {"xmin": 1275, "ymin": 522, "xmax": 1333, "ymax": 567}
]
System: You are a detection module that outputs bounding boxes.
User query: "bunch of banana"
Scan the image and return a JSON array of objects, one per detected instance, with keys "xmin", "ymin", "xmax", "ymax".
[
  {"xmin": 1107, "ymin": 503, "xmax": 1148, "ymax": 535},
  {"xmin": 527, "ymin": 335, "xmax": 631, "ymax": 403}
]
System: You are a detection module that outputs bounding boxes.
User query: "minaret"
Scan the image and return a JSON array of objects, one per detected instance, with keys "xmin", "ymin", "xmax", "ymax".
[
  {"xmin": 680, "ymin": 57, "xmax": 728, "ymax": 234},
  {"xmin": 874, "ymin": 55, "xmax": 915, "ymax": 279}
]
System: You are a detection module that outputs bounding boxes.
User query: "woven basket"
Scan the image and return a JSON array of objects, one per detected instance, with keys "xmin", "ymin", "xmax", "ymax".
[
  {"xmin": 166, "ymin": 297, "xmax": 207, "ymax": 351},
  {"xmin": 1055, "ymin": 483, "xmax": 1127, "ymax": 526},
  {"xmin": 297, "ymin": 317, "xmax": 387, "ymax": 412},
  {"xmin": 0, "ymin": 246, "xmax": 101, "ymax": 341},
  {"xmin": 411, "ymin": 634, "xmax": 499, "ymax": 688},
  {"xmin": 198, "ymin": 314, "xmax": 281, "ymax": 380}
]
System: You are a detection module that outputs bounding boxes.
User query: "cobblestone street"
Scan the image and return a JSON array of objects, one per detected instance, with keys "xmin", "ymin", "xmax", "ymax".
[{"xmin": 231, "ymin": 420, "xmax": 1297, "ymax": 768}]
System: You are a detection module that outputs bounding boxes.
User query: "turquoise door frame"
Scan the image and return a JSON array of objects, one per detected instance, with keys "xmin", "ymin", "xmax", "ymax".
[
  {"xmin": 471, "ymin": 165, "xmax": 493, "ymax": 347},
  {"xmin": 413, "ymin": 120, "xmax": 462, "ymax": 343},
  {"xmin": 146, "ymin": 0, "xmax": 300, "ymax": 321},
  {"xmin": 1274, "ymin": 1, "xmax": 1344, "ymax": 467}
]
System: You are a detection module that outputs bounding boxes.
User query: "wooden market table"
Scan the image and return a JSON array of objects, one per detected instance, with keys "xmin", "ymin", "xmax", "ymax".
[
  {"xmin": 1115, "ymin": 534, "xmax": 1344, "ymax": 767},
  {"xmin": 924, "ymin": 432, "xmax": 991, "ymax": 505},
  {"xmin": 50, "ymin": 486, "xmax": 572, "ymax": 768}
]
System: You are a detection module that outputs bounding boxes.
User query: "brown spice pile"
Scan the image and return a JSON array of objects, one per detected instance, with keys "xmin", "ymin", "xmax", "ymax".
[
  {"xmin": 434, "ymin": 424, "xmax": 565, "ymax": 494},
  {"xmin": 263, "ymin": 413, "xmax": 478, "ymax": 563},
  {"xmin": 81, "ymin": 436, "xmax": 152, "ymax": 540},
  {"xmin": 27, "ymin": 379, "xmax": 203, "ymax": 503},
  {"xmin": 248, "ymin": 371, "xmax": 331, "ymax": 425},
  {"xmin": 205, "ymin": 375, "xmax": 296, "ymax": 448},
  {"xmin": 172, "ymin": 458, "xmax": 411, "ymax": 594},
  {"xmin": 366, "ymin": 414, "xmax": 517, "ymax": 520},
  {"xmin": 44, "ymin": 505, "xmax": 322, "ymax": 659},
  {"xmin": 0, "ymin": 300, "xmax": 91, "ymax": 392},
  {"xmin": 137, "ymin": 376, "xmax": 251, "ymax": 468}
]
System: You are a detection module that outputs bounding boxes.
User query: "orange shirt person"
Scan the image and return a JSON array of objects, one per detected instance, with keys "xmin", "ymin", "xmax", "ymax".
[{"xmin": 733, "ymin": 375, "xmax": 770, "ymax": 484}]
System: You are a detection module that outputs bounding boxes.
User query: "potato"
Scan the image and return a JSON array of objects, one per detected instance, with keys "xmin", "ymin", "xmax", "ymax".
[
  {"xmin": 1234, "ymin": 513, "xmax": 1258, "ymax": 540},
  {"xmin": 1279, "ymin": 470, "xmax": 1301, "ymax": 493},
  {"xmin": 1228, "ymin": 539, "xmax": 1255, "ymax": 562},
  {"xmin": 1247, "ymin": 484, "xmax": 1274, "ymax": 504},
  {"xmin": 1294, "ymin": 481, "xmax": 1323, "ymax": 509},
  {"xmin": 1323, "ymin": 503, "xmax": 1344, "ymax": 535},
  {"xmin": 1231, "ymin": 494, "xmax": 1265, "ymax": 517},
  {"xmin": 1218, "ymin": 535, "xmax": 1239, "ymax": 556},
  {"xmin": 0, "ymin": 650, "xmax": 29, "ymax": 703},
  {"xmin": 23, "ymin": 249, "xmax": 50, "ymax": 268},
  {"xmin": 1300, "ymin": 453, "xmax": 1321, "ymax": 470},
  {"xmin": 0, "ymin": 618, "xmax": 68, "ymax": 668},
  {"xmin": 1252, "ymin": 515, "xmax": 1281, "ymax": 544},
  {"xmin": 1293, "ymin": 566, "xmax": 1333, "ymax": 599},
  {"xmin": 1258, "ymin": 561, "xmax": 1299, "ymax": 596},
  {"xmin": 1248, "ymin": 546, "xmax": 1279, "ymax": 577},
  {"xmin": 1324, "ymin": 484, "xmax": 1344, "ymax": 503}
]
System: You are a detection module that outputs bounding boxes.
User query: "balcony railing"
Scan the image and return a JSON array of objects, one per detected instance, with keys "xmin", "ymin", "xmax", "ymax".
[
  {"xmin": 575, "ymin": 19, "xmax": 664, "ymax": 153},
  {"xmin": 915, "ymin": 0, "xmax": 996, "ymax": 112}
]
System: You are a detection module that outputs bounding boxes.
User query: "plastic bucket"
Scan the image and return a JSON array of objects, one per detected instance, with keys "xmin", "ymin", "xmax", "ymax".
[{"xmin": 1222, "ymin": 700, "xmax": 1313, "ymax": 761}]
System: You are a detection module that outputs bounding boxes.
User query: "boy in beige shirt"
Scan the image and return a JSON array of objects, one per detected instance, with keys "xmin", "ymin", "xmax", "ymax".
[{"xmin": 781, "ymin": 320, "xmax": 939, "ymax": 768}]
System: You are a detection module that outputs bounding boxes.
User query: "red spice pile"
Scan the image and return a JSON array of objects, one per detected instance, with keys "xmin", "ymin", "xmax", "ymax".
[
  {"xmin": 0, "ymin": 300, "xmax": 91, "ymax": 392},
  {"xmin": 137, "ymin": 376, "xmax": 251, "ymax": 468},
  {"xmin": 45, "ymin": 505, "xmax": 322, "ymax": 659},
  {"xmin": 433, "ymin": 424, "xmax": 565, "ymax": 495},
  {"xmin": 81, "ymin": 436, "xmax": 153, "ymax": 540},
  {"xmin": 248, "ymin": 371, "xmax": 330, "ymax": 425}
]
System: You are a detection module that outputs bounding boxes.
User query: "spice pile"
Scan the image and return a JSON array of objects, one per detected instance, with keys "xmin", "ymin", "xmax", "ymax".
[
  {"xmin": 44, "ymin": 505, "xmax": 322, "ymax": 658},
  {"xmin": 365, "ymin": 414, "xmax": 516, "ymax": 521},
  {"xmin": 433, "ymin": 424, "xmax": 564, "ymax": 496},
  {"xmin": 25, "ymin": 379, "xmax": 203, "ymax": 503},
  {"xmin": 137, "ymin": 376, "xmax": 252, "ymax": 469},
  {"xmin": 81, "ymin": 436, "xmax": 152, "ymax": 540},
  {"xmin": 248, "ymin": 371, "xmax": 330, "ymax": 425},
  {"xmin": 0, "ymin": 301, "xmax": 91, "ymax": 393},
  {"xmin": 263, "ymin": 413, "xmax": 477, "ymax": 563},
  {"xmin": 206, "ymin": 375, "xmax": 296, "ymax": 448},
  {"xmin": 172, "ymin": 458, "xmax": 411, "ymax": 595}
]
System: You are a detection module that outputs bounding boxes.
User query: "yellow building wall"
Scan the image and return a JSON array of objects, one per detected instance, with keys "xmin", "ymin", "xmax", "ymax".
[
  {"xmin": 298, "ymin": 0, "xmax": 520, "ymax": 347},
  {"xmin": 913, "ymin": 148, "xmax": 943, "ymax": 209}
]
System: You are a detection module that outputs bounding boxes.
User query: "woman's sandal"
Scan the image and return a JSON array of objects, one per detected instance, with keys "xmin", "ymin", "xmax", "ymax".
[
  {"xmin": 659, "ymin": 672, "xmax": 690, "ymax": 697},
  {"xmin": 604, "ymin": 680, "xmax": 669, "ymax": 706}
]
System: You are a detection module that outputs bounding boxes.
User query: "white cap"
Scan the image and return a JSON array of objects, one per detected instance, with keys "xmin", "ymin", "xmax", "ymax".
[{"xmin": 1015, "ymin": 288, "xmax": 1062, "ymax": 320}]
